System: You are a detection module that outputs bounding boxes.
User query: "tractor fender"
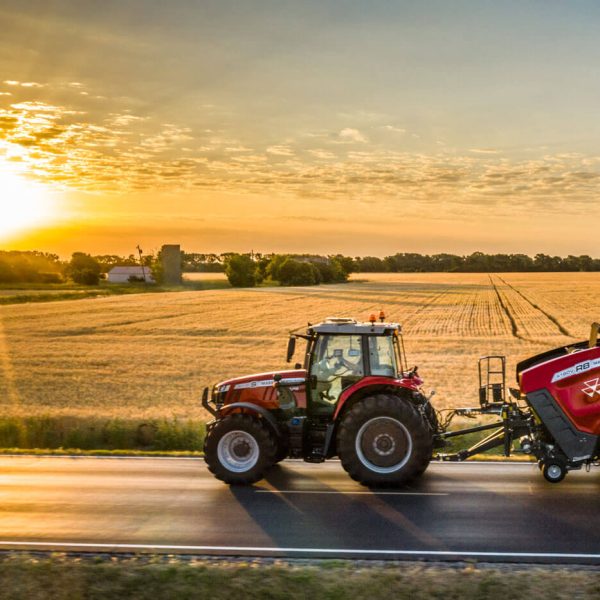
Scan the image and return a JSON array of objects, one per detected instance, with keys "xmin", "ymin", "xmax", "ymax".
[
  {"xmin": 333, "ymin": 377, "xmax": 419, "ymax": 421},
  {"xmin": 219, "ymin": 402, "xmax": 282, "ymax": 439}
]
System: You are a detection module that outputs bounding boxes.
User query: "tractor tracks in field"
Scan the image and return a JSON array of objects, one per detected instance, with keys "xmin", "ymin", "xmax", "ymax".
[
  {"xmin": 489, "ymin": 275, "xmax": 524, "ymax": 340},
  {"xmin": 489, "ymin": 275, "xmax": 574, "ymax": 340}
]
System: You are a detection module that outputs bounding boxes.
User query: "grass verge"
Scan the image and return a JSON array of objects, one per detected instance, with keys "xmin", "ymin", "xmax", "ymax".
[
  {"xmin": 0, "ymin": 554, "xmax": 597, "ymax": 600},
  {"xmin": 0, "ymin": 416, "xmax": 205, "ymax": 452},
  {"xmin": 0, "ymin": 415, "xmax": 535, "ymax": 461},
  {"xmin": 0, "ymin": 278, "xmax": 231, "ymax": 305}
]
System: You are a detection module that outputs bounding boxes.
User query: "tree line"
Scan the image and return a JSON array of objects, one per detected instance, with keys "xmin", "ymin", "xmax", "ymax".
[
  {"xmin": 0, "ymin": 251, "xmax": 154, "ymax": 285},
  {"xmin": 358, "ymin": 252, "xmax": 600, "ymax": 273},
  {"xmin": 224, "ymin": 254, "xmax": 353, "ymax": 287},
  {"xmin": 185, "ymin": 251, "xmax": 600, "ymax": 275},
  {"xmin": 2, "ymin": 249, "xmax": 600, "ymax": 287},
  {"xmin": 218, "ymin": 251, "xmax": 600, "ymax": 287}
]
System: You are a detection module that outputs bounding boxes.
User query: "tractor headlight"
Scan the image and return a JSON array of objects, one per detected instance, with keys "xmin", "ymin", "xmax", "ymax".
[{"xmin": 212, "ymin": 384, "xmax": 229, "ymax": 406}]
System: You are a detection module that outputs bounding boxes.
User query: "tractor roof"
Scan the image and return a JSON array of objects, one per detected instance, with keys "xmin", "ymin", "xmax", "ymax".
[{"xmin": 307, "ymin": 317, "xmax": 401, "ymax": 336}]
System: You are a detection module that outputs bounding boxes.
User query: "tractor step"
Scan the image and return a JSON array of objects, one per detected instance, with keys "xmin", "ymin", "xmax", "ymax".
[{"xmin": 304, "ymin": 455, "xmax": 326, "ymax": 463}]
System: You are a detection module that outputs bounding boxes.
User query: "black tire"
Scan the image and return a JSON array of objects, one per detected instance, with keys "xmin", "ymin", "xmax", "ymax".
[
  {"xmin": 337, "ymin": 394, "xmax": 433, "ymax": 487},
  {"xmin": 273, "ymin": 443, "xmax": 288, "ymax": 464},
  {"xmin": 413, "ymin": 402, "xmax": 438, "ymax": 477},
  {"xmin": 204, "ymin": 414, "xmax": 276, "ymax": 484},
  {"xmin": 541, "ymin": 460, "xmax": 567, "ymax": 483}
]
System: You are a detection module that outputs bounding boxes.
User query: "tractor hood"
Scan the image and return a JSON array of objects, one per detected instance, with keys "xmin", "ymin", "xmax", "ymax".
[{"xmin": 215, "ymin": 369, "xmax": 307, "ymax": 394}]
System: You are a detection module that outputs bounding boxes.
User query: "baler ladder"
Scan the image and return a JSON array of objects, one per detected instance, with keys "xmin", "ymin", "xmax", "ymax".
[{"xmin": 478, "ymin": 355, "xmax": 506, "ymax": 412}]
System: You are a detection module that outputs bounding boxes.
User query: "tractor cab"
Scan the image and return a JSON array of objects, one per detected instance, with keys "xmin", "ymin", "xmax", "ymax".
[{"xmin": 286, "ymin": 316, "xmax": 414, "ymax": 417}]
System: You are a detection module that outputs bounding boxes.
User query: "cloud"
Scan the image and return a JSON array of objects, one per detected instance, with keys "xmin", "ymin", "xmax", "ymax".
[
  {"xmin": 266, "ymin": 145, "xmax": 294, "ymax": 156},
  {"xmin": 223, "ymin": 145, "xmax": 252, "ymax": 153},
  {"xmin": 308, "ymin": 149, "xmax": 335, "ymax": 159},
  {"xmin": 10, "ymin": 101, "xmax": 66, "ymax": 114},
  {"xmin": 2, "ymin": 90, "xmax": 600, "ymax": 214},
  {"xmin": 107, "ymin": 113, "xmax": 147, "ymax": 128},
  {"xmin": 3, "ymin": 80, "xmax": 45, "ymax": 88},
  {"xmin": 0, "ymin": 116, "xmax": 19, "ymax": 131},
  {"xmin": 469, "ymin": 148, "xmax": 499, "ymax": 154},
  {"xmin": 383, "ymin": 125, "xmax": 406, "ymax": 134},
  {"xmin": 339, "ymin": 128, "xmax": 367, "ymax": 143}
]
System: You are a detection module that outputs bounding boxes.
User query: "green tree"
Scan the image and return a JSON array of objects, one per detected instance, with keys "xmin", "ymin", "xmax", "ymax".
[
  {"xmin": 266, "ymin": 254, "xmax": 290, "ymax": 281},
  {"xmin": 355, "ymin": 256, "xmax": 386, "ymax": 272},
  {"xmin": 331, "ymin": 254, "xmax": 354, "ymax": 277},
  {"xmin": 68, "ymin": 253, "xmax": 101, "ymax": 285},
  {"xmin": 225, "ymin": 254, "xmax": 258, "ymax": 287},
  {"xmin": 278, "ymin": 258, "xmax": 319, "ymax": 286}
]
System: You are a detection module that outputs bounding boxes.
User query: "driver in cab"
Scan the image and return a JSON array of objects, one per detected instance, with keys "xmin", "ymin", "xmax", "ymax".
[{"xmin": 314, "ymin": 348, "xmax": 363, "ymax": 407}]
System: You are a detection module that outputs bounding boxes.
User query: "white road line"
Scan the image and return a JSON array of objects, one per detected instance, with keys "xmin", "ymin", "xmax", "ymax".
[
  {"xmin": 0, "ymin": 455, "xmax": 203, "ymax": 461},
  {"xmin": 255, "ymin": 490, "xmax": 448, "ymax": 496},
  {"xmin": 0, "ymin": 541, "xmax": 597, "ymax": 561},
  {"xmin": 0, "ymin": 454, "xmax": 535, "ymax": 466}
]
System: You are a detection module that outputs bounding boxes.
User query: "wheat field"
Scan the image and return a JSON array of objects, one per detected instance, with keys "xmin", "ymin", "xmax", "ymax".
[{"xmin": 0, "ymin": 272, "xmax": 598, "ymax": 421}]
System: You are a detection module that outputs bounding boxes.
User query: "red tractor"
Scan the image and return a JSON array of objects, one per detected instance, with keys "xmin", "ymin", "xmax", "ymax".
[{"xmin": 202, "ymin": 315, "xmax": 600, "ymax": 486}]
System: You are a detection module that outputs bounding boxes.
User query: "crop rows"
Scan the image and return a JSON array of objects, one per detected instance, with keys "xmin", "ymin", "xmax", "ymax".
[{"xmin": 0, "ymin": 273, "xmax": 598, "ymax": 419}]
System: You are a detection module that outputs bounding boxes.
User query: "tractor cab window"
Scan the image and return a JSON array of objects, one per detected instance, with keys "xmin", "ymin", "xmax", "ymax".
[
  {"xmin": 368, "ymin": 336, "xmax": 398, "ymax": 378},
  {"xmin": 309, "ymin": 334, "xmax": 364, "ymax": 413}
]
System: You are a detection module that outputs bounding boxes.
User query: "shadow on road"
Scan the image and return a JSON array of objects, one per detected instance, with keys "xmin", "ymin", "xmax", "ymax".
[{"xmin": 228, "ymin": 463, "xmax": 447, "ymax": 552}]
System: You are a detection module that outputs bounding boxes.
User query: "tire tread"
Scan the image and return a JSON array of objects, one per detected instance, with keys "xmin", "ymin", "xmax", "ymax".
[{"xmin": 337, "ymin": 393, "xmax": 432, "ymax": 487}]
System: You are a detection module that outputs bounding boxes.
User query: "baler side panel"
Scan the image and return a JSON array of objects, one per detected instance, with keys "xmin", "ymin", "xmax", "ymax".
[
  {"xmin": 527, "ymin": 389, "xmax": 598, "ymax": 460},
  {"xmin": 520, "ymin": 346, "xmax": 600, "ymax": 435}
]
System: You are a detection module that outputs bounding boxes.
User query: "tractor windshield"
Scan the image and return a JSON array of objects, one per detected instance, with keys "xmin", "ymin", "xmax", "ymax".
[
  {"xmin": 367, "ymin": 335, "xmax": 399, "ymax": 378},
  {"xmin": 309, "ymin": 334, "xmax": 365, "ymax": 413}
]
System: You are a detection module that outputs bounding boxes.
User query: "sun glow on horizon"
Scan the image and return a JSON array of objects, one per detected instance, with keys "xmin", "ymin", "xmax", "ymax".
[{"xmin": 0, "ymin": 164, "xmax": 58, "ymax": 241}]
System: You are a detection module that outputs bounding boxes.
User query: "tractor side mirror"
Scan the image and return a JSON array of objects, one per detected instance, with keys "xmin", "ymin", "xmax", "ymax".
[{"xmin": 286, "ymin": 336, "xmax": 296, "ymax": 362}]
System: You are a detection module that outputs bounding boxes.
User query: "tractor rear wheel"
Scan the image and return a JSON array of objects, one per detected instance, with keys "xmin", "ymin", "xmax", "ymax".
[
  {"xmin": 204, "ymin": 413, "xmax": 276, "ymax": 484},
  {"xmin": 337, "ymin": 394, "xmax": 433, "ymax": 487}
]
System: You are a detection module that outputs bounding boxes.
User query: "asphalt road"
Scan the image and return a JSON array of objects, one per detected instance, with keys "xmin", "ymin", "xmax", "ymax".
[{"xmin": 0, "ymin": 456, "xmax": 598, "ymax": 563}]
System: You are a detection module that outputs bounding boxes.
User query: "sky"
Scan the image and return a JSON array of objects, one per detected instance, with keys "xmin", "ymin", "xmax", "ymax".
[{"xmin": 1, "ymin": 0, "xmax": 600, "ymax": 257}]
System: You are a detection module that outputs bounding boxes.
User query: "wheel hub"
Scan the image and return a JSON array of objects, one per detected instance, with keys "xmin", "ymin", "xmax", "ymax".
[
  {"xmin": 217, "ymin": 430, "xmax": 260, "ymax": 473},
  {"xmin": 232, "ymin": 440, "xmax": 251, "ymax": 459},
  {"xmin": 355, "ymin": 416, "xmax": 413, "ymax": 474},
  {"xmin": 373, "ymin": 433, "xmax": 396, "ymax": 456},
  {"xmin": 547, "ymin": 464, "xmax": 562, "ymax": 479}
]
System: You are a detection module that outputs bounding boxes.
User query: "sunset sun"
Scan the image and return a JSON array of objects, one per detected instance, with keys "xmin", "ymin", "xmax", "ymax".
[{"xmin": 0, "ymin": 165, "xmax": 56, "ymax": 241}]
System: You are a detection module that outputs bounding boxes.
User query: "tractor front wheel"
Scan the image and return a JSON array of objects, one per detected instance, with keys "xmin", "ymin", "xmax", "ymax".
[
  {"xmin": 204, "ymin": 414, "xmax": 276, "ymax": 484},
  {"xmin": 337, "ymin": 394, "xmax": 433, "ymax": 487}
]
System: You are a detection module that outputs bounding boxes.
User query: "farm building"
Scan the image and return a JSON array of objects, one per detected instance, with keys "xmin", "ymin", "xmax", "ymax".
[{"xmin": 107, "ymin": 266, "xmax": 155, "ymax": 283}]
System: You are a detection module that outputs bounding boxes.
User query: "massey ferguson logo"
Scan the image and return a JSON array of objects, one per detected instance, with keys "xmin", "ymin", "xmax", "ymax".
[{"xmin": 582, "ymin": 378, "xmax": 600, "ymax": 401}]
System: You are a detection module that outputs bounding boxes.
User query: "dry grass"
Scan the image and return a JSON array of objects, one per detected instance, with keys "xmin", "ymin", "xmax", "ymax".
[
  {"xmin": 0, "ymin": 554, "xmax": 598, "ymax": 600},
  {"xmin": 0, "ymin": 272, "xmax": 598, "ymax": 421}
]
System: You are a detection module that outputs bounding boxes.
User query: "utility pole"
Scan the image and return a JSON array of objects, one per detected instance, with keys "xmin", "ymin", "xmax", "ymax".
[{"xmin": 136, "ymin": 245, "xmax": 147, "ymax": 284}]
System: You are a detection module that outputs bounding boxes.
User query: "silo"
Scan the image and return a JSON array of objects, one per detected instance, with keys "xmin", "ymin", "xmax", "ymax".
[{"xmin": 161, "ymin": 244, "xmax": 182, "ymax": 285}]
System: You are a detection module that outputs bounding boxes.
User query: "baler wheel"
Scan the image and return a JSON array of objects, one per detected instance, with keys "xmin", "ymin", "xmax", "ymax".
[
  {"xmin": 337, "ymin": 394, "xmax": 433, "ymax": 487},
  {"xmin": 204, "ymin": 413, "xmax": 276, "ymax": 484},
  {"xmin": 541, "ymin": 461, "xmax": 567, "ymax": 483}
]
